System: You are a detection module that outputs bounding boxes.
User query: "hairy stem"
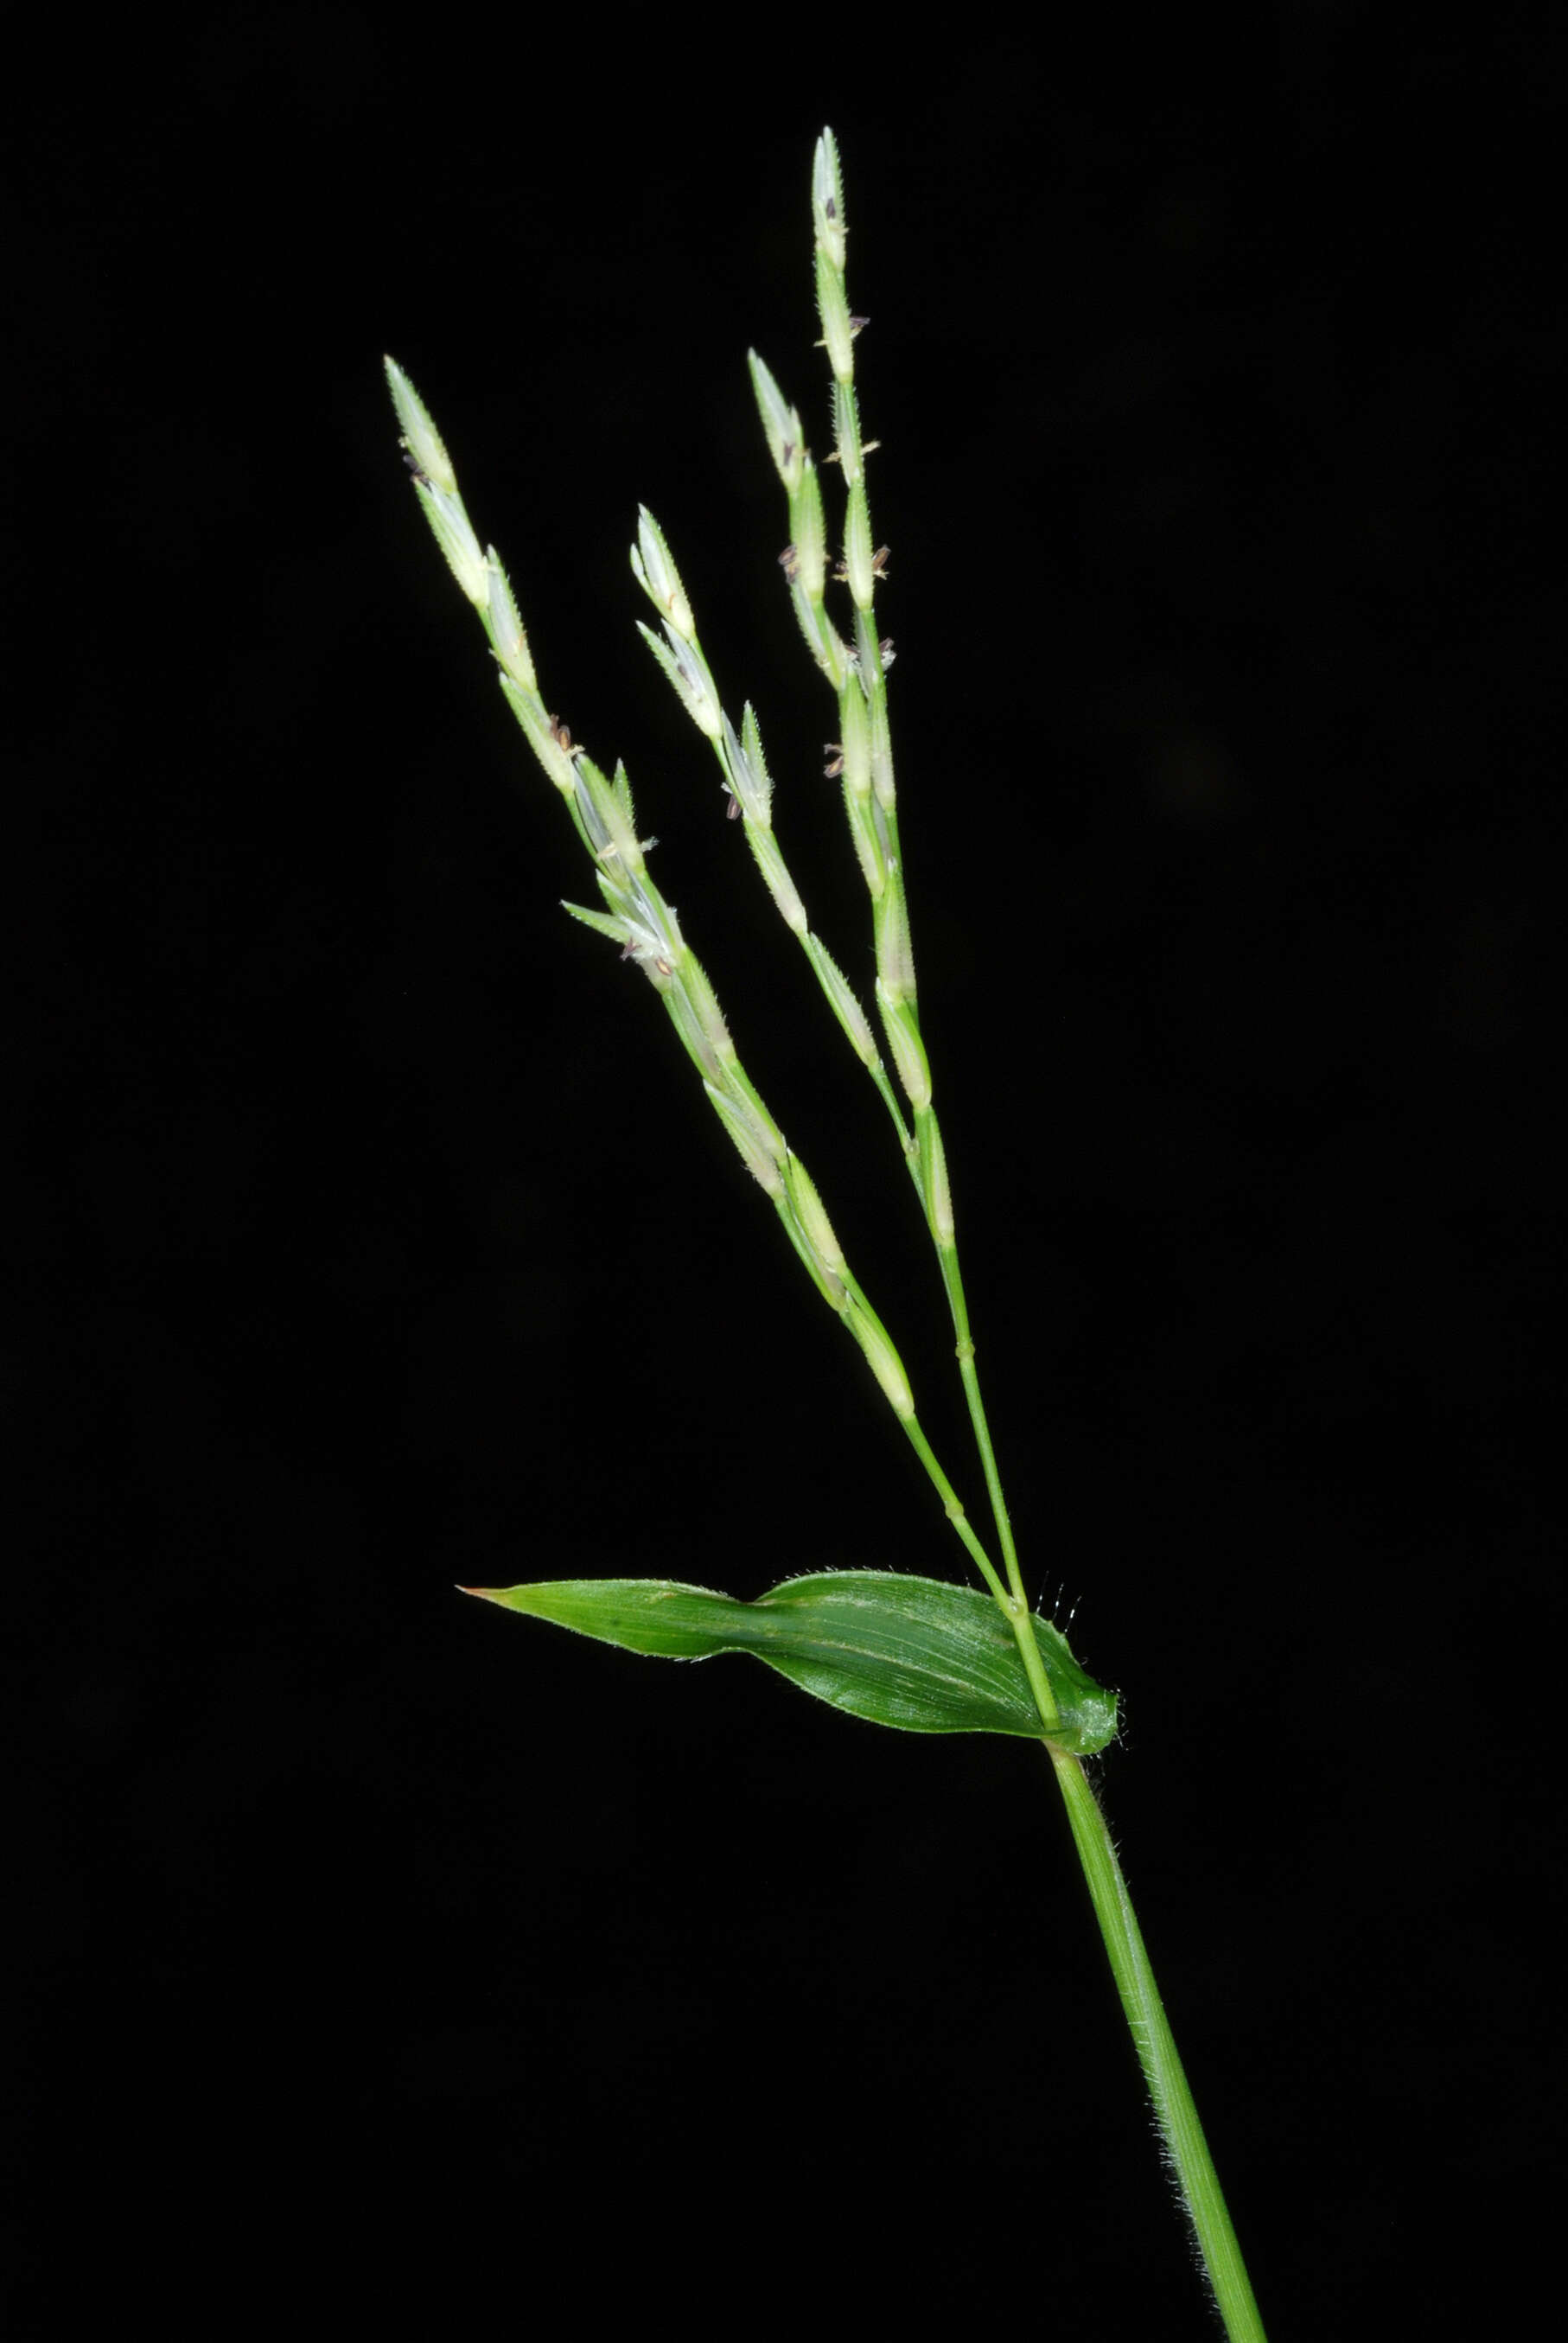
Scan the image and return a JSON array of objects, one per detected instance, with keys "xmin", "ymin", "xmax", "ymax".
[{"xmin": 1048, "ymin": 1748, "xmax": 1268, "ymax": 2343}]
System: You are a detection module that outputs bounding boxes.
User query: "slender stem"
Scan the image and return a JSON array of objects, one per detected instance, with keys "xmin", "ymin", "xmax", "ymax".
[
  {"xmin": 927, "ymin": 1152, "xmax": 1025, "ymax": 1606},
  {"xmin": 1002, "ymin": 1597, "xmax": 1061, "ymax": 1731},
  {"xmin": 1048, "ymin": 1747, "xmax": 1268, "ymax": 2343},
  {"xmin": 894, "ymin": 1412, "xmax": 1010, "ymax": 1608},
  {"xmin": 876, "ymin": 1066, "xmax": 924, "ymax": 1178}
]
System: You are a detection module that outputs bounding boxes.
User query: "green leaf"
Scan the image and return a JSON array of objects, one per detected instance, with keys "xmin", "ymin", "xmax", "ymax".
[{"xmin": 462, "ymin": 1569, "xmax": 1117, "ymax": 1754}]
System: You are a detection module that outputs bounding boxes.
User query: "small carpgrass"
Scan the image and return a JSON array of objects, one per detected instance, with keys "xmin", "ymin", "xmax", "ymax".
[{"xmin": 386, "ymin": 129, "xmax": 1267, "ymax": 2341}]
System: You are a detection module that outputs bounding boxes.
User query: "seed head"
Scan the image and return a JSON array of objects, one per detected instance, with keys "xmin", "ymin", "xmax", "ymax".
[
  {"xmin": 749, "ymin": 351, "xmax": 806, "ymax": 495},
  {"xmin": 630, "ymin": 508, "xmax": 695, "ymax": 642},
  {"xmin": 384, "ymin": 357, "xmax": 457, "ymax": 496},
  {"xmin": 812, "ymin": 129, "xmax": 847, "ymax": 273}
]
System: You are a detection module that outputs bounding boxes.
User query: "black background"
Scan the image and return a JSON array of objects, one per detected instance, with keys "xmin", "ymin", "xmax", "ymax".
[{"xmin": 7, "ymin": 13, "xmax": 1559, "ymax": 2333}]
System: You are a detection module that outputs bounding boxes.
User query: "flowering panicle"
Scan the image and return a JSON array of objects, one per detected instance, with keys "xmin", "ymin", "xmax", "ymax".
[{"xmin": 386, "ymin": 130, "xmax": 1010, "ymax": 1608}]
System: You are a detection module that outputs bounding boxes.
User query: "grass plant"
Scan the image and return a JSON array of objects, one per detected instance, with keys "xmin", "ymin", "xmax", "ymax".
[{"xmin": 386, "ymin": 129, "xmax": 1267, "ymax": 2340}]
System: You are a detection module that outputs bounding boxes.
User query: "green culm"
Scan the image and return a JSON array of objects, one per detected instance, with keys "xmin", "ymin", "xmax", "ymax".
[{"xmin": 386, "ymin": 129, "xmax": 1267, "ymax": 2342}]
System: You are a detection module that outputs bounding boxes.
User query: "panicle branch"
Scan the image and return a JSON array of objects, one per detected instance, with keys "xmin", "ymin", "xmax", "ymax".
[{"xmin": 741, "ymin": 135, "xmax": 1029, "ymax": 1606}]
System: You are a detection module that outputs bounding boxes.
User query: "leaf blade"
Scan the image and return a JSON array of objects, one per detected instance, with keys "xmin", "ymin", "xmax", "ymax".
[{"xmin": 463, "ymin": 1570, "xmax": 1117, "ymax": 1753}]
